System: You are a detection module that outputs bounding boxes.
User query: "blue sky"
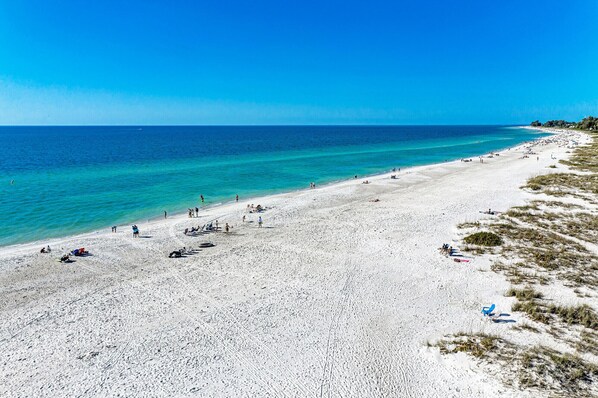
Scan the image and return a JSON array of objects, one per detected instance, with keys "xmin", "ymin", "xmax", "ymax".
[{"xmin": 0, "ymin": 1, "xmax": 597, "ymax": 125}]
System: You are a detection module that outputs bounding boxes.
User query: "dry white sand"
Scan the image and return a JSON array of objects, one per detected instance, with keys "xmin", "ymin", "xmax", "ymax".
[{"xmin": 0, "ymin": 130, "xmax": 591, "ymax": 397}]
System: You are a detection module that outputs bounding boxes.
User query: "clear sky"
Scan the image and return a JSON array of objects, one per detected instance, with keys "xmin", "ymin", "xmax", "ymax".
[{"xmin": 0, "ymin": 1, "xmax": 597, "ymax": 125}]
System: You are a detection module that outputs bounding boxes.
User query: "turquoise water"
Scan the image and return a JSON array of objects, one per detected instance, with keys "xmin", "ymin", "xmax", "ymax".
[{"xmin": 0, "ymin": 126, "xmax": 547, "ymax": 246}]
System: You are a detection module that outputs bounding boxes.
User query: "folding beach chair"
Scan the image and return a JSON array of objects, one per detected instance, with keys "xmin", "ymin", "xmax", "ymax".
[{"xmin": 481, "ymin": 304, "xmax": 496, "ymax": 317}]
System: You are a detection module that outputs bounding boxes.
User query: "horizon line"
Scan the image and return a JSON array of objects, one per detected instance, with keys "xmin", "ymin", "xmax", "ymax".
[{"xmin": 0, "ymin": 123, "xmax": 525, "ymax": 127}]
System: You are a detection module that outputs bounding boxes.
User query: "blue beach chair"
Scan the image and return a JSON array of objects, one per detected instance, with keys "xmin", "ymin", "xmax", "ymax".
[{"xmin": 481, "ymin": 304, "xmax": 496, "ymax": 317}]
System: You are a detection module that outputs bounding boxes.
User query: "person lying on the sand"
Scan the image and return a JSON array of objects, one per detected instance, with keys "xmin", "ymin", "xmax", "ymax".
[
  {"xmin": 479, "ymin": 208, "xmax": 497, "ymax": 215},
  {"xmin": 71, "ymin": 248, "xmax": 88, "ymax": 256}
]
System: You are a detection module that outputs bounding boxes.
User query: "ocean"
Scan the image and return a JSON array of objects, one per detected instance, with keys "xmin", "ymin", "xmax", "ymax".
[{"xmin": 0, "ymin": 125, "xmax": 547, "ymax": 246}]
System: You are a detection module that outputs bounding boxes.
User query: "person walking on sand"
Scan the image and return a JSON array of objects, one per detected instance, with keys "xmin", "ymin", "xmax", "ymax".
[
  {"xmin": 242, "ymin": 215, "xmax": 246, "ymax": 222},
  {"xmin": 195, "ymin": 207, "xmax": 199, "ymax": 217},
  {"xmin": 225, "ymin": 223, "xmax": 230, "ymax": 233},
  {"xmin": 258, "ymin": 216, "xmax": 263, "ymax": 228}
]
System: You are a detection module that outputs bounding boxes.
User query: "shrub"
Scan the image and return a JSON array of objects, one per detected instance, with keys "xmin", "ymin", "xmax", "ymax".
[{"xmin": 464, "ymin": 231, "xmax": 502, "ymax": 246}]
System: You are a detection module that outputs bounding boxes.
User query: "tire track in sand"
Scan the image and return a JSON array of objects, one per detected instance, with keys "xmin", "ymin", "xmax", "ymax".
[{"xmin": 319, "ymin": 258, "xmax": 358, "ymax": 398}]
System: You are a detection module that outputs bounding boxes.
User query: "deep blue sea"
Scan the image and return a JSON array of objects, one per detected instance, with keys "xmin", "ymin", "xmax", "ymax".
[{"xmin": 0, "ymin": 126, "xmax": 547, "ymax": 246}]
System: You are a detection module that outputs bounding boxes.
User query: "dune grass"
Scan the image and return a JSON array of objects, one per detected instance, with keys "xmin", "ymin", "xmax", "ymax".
[
  {"xmin": 433, "ymin": 334, "xmax": 598, "ymax": 395},
  {"xmin": 506, "ymin": 285, "xmax": 598, "ymax": 328},
  {"xmin": 518, "ymin": 347, "xmax": 598, "ymax": 396},
  {"xmin": 446, "ymin": 133, "xmax": 598, "ymax": 395},
  {"xmin": 560, "ymin": 132, "xmax": 598, "ymax": 172},
  {"xmin": 525, "ymin": 173, "xmax": 598, "ymax": 196}
]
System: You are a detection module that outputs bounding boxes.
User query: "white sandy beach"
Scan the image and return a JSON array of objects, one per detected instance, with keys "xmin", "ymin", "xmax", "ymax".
[{"xmin": 0, "ymin": 129, "xmax": 593, "ymax": 397}]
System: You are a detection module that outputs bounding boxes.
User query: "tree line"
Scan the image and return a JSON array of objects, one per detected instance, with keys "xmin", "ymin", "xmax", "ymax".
[{"xmin": 530, "ymin": 116, "xmax": 597, "ymax": 131}]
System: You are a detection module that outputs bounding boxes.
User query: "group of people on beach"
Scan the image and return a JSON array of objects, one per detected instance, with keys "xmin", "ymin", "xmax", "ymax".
[
  {"xmin": 131, "ymin": 225, "xmax": 139, "ymax": 238},
  {"xmin": 439, "ymin": 243, "xmax": 454, "ymax": 256},
  {"xmin": 247, "ymin": 204, "xmax": 264, "ymax": 213},
  {"xmin": 183, "ymin": 219, "xmax": 234, "ymax": 236},
  {"xmin": 309, "ymin": 182, "xmax": 316, "ymax": 189}
]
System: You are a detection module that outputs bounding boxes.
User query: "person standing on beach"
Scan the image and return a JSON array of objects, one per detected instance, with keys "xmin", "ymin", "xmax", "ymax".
[
  {"xmin": 195, "ymin": 207, "xmax": 199, "ymax": 217},
  {"xmin": 258, "ymin": 216, "xmax": 263, "ymax": 228},
  {"xmin": 236, "ymin": 194, "xmax": 239, "ymax": 202},
  {"xmin": 164, "ymin": 210, "xmax": 167, "ymax": 219}
]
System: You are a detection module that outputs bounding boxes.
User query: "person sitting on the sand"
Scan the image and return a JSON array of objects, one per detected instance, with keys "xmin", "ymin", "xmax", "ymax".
[
  {"xmin": 60, "ymin": 254, "xmax": 70, "ymax": 262},
  {"xmin": 439, "ymin": 244, "xmax": 450, "ymax": 255},
  {"xmin": 40, "ymin": 247, "xmax": 46, "ymax": 253},
  {"xmin": 184, "ymin": 228, "xmax": 189, "ymax": 235}
]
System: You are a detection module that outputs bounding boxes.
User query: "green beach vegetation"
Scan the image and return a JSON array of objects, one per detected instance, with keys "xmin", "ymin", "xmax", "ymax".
[
  {"xmin": 440, "ymin": 129, "xmax": 598, "ymax": 396},
  {"xmin": 531, "ymin": 116, "xmax": 598, "ymax": 131}
]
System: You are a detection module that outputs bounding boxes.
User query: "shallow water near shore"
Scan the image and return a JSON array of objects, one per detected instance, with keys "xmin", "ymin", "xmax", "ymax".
[{"xmin": 0, "ymin": 125, "xmax": 547, "ymax": 246}]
